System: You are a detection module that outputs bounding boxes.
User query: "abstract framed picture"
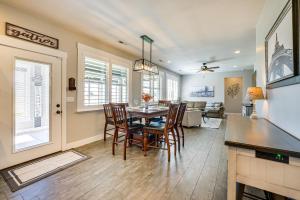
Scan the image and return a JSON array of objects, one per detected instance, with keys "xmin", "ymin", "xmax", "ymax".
[
  {"xmin": 190, "ymin": 86, "xmax": 214, "ymax": 97},
  {"xmin": 265, "ymin": 0, "xmax": 298, "ymax": 88}
]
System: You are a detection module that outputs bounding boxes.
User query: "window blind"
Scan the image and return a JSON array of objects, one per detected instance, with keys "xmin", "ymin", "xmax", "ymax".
[
  {"xmin": 111, "ymin": 64, "xmax": 128, "ymax": 103},
  {"xmin": 84, "ymin": 57, "xmax": 108, "ymax": 106},
  {"xmin": 167, "ymin": 78, "xmax": 179, "ymax": 101},
  {"xmin": 153, "ymin": 76, "xmax": 160, "ymax": 102},
  {"xmin": 15, "ymin": 67, "xmax": 28, "ymax": 121},
  {"xmin": 142, "ymin": 73, "xmax": 160, "ymax": 101},
  {"xmin": 77, "ymin": 44, "xmax": 132, "ymax": 111}
]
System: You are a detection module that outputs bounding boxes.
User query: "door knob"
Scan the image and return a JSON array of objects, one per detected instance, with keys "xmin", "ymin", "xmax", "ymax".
[
  {"xmin": 56, "ymin": 110, "xmax": 61, "ymax": 114},
  {"xmin": 56, "ymin": 104, "xmax": 60, "ymax": 108}
]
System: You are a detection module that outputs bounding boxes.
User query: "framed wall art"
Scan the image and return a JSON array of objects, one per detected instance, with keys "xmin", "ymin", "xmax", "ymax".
[
  {"xmin": 190, "ymin": 86, "xmax": 214, "ymax": 97},
  {"xmin": 5, "ymin": 23, "xmax": 59, "ymax": 49},
  {"xmin": 265, "ymin": 0, "xmax": 300, "ymax": 89}
]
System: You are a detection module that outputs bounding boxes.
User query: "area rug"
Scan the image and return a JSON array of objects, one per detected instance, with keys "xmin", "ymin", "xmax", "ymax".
[
  {"xmin": 1, "ymin": 150, "xmax": 89, "ymax": 192},
  {"xmin": 201, "ymin": 118, "xmax": 222, "ymax": 129}
]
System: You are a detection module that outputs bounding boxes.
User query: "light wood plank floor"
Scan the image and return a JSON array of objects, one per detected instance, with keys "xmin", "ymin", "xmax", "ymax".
[{"xmin": 1, "ymin": 121, "xmax": 229, "ymax": 200}]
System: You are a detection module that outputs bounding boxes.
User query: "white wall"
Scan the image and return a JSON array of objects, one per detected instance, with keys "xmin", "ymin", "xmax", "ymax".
[
  {"xmin": 181, "ymin": 70, "xmax": 253, "ymax": 103},
  {"xmin": 255, "ymin": 0, "xmax": 300, "ymax": 139},
  {"xmin": 0, "ymin": 4, "xmax": 181, "ymax": 144}
]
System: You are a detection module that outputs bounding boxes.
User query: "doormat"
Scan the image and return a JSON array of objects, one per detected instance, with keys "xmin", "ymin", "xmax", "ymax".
[{"xmin": 1, "ymin": 150, "xmax": 89, "ymax": 192}]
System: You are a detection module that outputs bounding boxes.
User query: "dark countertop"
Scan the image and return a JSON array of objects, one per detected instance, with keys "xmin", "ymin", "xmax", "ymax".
[{"xmin": 225, "ymin": 115, "xmax": 300, "ymax": 158}]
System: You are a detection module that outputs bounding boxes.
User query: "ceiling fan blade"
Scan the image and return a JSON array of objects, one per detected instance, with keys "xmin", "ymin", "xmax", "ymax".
[
  {"xmin": 207, "ymin": 69, "xmax": 214, "ymax": 72},
  {"xmin": 201, "ymin": 57, "xmax": 234, "ymax": 64},
  {"xmin": 208, "ymin": 66, "xmax": 220, "ymax": 69},
  {"xmin": 205, "ymin": 60, "xmax": 216, "ymax": 64}
]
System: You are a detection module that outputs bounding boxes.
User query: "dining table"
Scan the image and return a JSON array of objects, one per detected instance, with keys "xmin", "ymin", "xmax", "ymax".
[
  {"xmin": 127, "ymin": 106, "xmax": 169, "ymax": 125},
  {"xmin": 126, "ymin": 106, "xmax": 170, "ymax": 156}
]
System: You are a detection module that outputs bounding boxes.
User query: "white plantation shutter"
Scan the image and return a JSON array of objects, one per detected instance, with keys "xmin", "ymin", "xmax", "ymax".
[
  {"xmin": 111, "ymin": 64, "xmax": 128, "ymax": 103},
  {"xmin": 174, "ymin": 80, "xmax": 178, "ymax": 100},
  {"xmin": 15, "ymin": 67, "xmax": 29, "ymax": 121},
  {"xmin": 84, "ymin": 57, "xmax": 108, "ymax": 106},
  {"xmin": 153, "ymin": 75, "xmax": 160, "ymax": 102},
  {"xmin": 167, "ymin": 74, "xmax": 179, "ymax": 101},
  {"xmin": 77, "ymin": 43, "xmax": 132, "ymax": 111},
  {"xmin": 142, "ymin": 73, "xmax": 151, "ymax": 94},
  {"xmin": 142, "ymin": 72, "xmax": 160, "ymax": 102}
]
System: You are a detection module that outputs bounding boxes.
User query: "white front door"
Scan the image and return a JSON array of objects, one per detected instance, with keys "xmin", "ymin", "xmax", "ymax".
[{"xmin": 0, "ymin": 45, "xmax": 62, "ymax": 169}]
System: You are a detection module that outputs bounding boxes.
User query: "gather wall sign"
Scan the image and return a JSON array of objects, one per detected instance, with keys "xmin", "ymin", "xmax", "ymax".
[{"xmin": 5, "ymin": 22, "xmax": 59, "ymax": 49}]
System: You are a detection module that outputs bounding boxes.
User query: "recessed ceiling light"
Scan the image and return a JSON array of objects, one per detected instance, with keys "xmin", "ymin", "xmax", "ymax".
[
  {"xmin": 234, "ymin": 50, "xmax": 240, "ymax": 54},
  {"xmin": 233, "ymin": 65, "xmax": 238, "ymax": 68},
  {"xmin": 118, "ymin": 40, "xmax": 127, "ymax": 45},
  {"xmin": 167, "ymin": 60, "xmax": 171, "ymax": 63}
]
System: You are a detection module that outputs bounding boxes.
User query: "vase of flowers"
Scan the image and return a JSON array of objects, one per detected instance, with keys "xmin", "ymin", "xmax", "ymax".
[{"xmin": 142, "ymin": 93, "xmax": 152, "ymax": 109}]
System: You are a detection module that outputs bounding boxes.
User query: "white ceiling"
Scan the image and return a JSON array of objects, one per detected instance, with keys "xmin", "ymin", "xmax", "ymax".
[{"xmin": 1, "ymin": 0, "xmax": 265, "ymax": 74}]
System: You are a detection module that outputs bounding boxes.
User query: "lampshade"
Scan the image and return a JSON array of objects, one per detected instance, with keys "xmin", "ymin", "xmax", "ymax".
[{"xmin": 245, "ymin": 87, "xmax": 264, "ymax": 101}]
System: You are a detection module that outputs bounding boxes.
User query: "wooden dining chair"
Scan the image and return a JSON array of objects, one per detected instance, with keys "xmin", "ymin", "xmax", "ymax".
[
  {"xmin": 158, "ymin": 100, "xmax": 171, "ymax": 107},
  {"xmin": 150, "ymin": 100, "xmax": 172, "ymax": 123},
  {"xmin": 103, "ymin": 104, "xmax": 115, "ymax": 141},
  {"xmin": 174, "ymin": 103, "xmax": 187, "ymax": 152},
  {"xmin": 104, "ymin": 103, "xmax": 139, "ymax": 142},
  {"xmin": 111, "ymin": 102, "xmax": 129, "ymax": 107},
  {"xmin": 111, "ymin": 102, "xmax": 142, "ymax": 124},
  {"xmin": 143, "ymin": 103, "xmax": 179, "ymax": 162},
  {"xmin": 110, "ymin": 104, "xmax": 144, "ymax": 160}
]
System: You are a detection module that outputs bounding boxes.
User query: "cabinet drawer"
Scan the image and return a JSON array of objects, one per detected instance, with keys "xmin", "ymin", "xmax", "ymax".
[{"xmin": 236, "ymin": 154, "xmax": 300, "ymax": 191}]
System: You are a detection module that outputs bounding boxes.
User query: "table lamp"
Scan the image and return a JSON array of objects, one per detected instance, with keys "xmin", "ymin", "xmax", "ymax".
[{"xmin": 245, "ymin": 87, "xmax": 264, "ymax": 119}]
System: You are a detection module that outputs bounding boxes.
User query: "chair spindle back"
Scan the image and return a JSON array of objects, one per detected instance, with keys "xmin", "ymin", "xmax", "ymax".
[
  {"xmin": 158, "ymin": 100, "xmax": 171, "ymax": 107},
  {"xmin": 165, "ymin": 103, "xmax": 180, "ymax": 129},
  {"xmin": 111, "ymin": 104, "xmax": 128, "ymax": 129},
  {"xmin": 111, "ymin": 102, "xmax": 129, "ymax": 107},
  {"xmin": 175, "ymin": 103, "xmax": 187, "ymax": 125},
  {"xmin": 103, "ymin": 104, "xmax": 113, "ymax": 119}
]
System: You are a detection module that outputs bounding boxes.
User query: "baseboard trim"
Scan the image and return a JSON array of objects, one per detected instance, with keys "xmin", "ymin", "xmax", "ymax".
[{"xmin": 63, "ymin": 135, "xmax": 103, "ymax": 150}]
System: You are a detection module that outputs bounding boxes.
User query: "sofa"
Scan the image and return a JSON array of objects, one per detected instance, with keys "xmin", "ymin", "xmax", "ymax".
[
  {"xmin": 182, "ymin": 109, "xmax": 202, "ymax": 127},
  {"xmin": 204, "ymin": 102, "xmax": 225, "ymax": 118},
  {"xmin": 185, "ymin": 101, "xmax": 207, "ymax": 111},
  {"xmin": 181, "ymin": 101, "xmax": 224, "ymax": 127},
  {"xmin": 182, "ymin": 101, "xmax": 206, "ymax": 127}
]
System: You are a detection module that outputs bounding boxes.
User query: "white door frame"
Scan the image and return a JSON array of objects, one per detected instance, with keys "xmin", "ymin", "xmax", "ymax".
[{"xmin": 0, "ymin": 35, "xmax": 68, "ymax": 151}]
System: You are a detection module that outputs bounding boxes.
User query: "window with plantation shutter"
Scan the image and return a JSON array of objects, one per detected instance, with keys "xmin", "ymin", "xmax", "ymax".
[
  {"xmin": 84, "ymin": 57, "xmax": 108, "ymax": 106},
  {"xmin": 167, "ymin": 74, "xmax": 179, "ymax": 101},
  {"xmin": 142, "ymin": 72, "xmax": 160, "ymax": 102},
  {"xmin": 153, "ymin": 75, "xmax": 160, "ymax": 102},
  {"xmin": 77, "ymin": 43, "xmax": 131, "ymax": 111},
  {"xmin": 111, "ymin": 64, "xmax": 128, "ymax": 103}
]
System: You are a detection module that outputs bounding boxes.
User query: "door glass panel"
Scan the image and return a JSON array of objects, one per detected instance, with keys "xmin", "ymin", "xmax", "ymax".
[{"xmin": 14, "ymin": 59, "xmax": 51, "ymax": 151}]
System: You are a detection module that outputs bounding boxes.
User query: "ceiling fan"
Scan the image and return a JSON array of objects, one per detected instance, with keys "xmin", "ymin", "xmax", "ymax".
[{"xmin": 197, "ymin": 63, "xmax": 220, "ymax": 72}]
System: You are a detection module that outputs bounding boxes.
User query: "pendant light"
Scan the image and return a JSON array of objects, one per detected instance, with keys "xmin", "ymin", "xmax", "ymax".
[{"xmin": 133, "ymin": 35, "xmax": 159, "ymax": 74}]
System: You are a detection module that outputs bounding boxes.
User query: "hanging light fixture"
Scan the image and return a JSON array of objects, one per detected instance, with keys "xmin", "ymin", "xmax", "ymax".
[{"xmin": 133, "ymin": 35, "xmax": 159, "ymax": 74}]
